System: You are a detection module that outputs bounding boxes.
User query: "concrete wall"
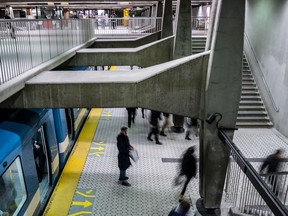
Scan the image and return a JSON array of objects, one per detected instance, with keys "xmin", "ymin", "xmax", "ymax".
[
  {"xmin": 90, "ymin": 32, "xmax": 161, "ymax": 48},
  {"xmin": 245, "ymin": 0, "xmax": 288, "ymax": 137},
  {"xmin": 0, "ymin": 52, "xmax": 209, "ymax": 118},
  {"xmin": 63, "ymin": 36, "xmax": 174, "ymax": 68}
]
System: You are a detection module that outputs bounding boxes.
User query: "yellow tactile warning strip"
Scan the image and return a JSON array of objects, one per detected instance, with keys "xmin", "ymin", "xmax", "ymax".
[{"xmin": 43, "ymin": 108, "xmax": 102, "ymax": 216}]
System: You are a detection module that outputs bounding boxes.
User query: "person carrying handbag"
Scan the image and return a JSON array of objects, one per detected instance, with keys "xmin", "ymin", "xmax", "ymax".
[{"xmin": 117, "ymin": 126, "xmax": 134, "ymax": 186}]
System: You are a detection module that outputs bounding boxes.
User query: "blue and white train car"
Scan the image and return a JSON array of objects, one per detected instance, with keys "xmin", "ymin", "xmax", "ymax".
[{"xmin": 0, "ymin": 109, "xmax": 59, "ymax": 216}]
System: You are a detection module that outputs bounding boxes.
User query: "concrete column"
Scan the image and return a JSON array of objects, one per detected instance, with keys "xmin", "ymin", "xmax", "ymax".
[
  {"xmin": 205, "ymin": 0, "xmax": 219, "ymax": 51},
  {"xmin": 151, "ymin": 4, "xmax": 157, "ymax": 18},
  {"xmin": 199, "ymin": 0, "xmax": 245, "ymax": 209},
  {"xmin": 157, "ymin": 1, "xmax": 164, "ymax": 18},
  {"xmin": 173, "ymin": 0, "xmax": 192, "ymax": 59},
  {"xmin": 172, "ymin": 0, "xmax": 192, "ymax": 132},
  {"xmin": 162, "ymin": 0, "xmax": 173, "ymax": 38}
]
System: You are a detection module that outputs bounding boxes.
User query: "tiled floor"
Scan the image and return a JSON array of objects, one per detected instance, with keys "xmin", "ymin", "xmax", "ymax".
[
  {"xmin": 67, "ymin": 108, "xmax": 288, "ymax": 216},
  {"xmin": 68, "ymin": 108, "xmax": 199, "ymax": 216}
]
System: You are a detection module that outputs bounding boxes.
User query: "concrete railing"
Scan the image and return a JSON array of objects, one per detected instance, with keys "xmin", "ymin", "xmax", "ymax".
[{"xmin": 0, "ymin": 19, "xmax": 94, "ymax": 85}]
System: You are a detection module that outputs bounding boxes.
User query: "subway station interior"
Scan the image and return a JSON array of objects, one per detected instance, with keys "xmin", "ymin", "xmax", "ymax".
[{"xmin": 1, "ymin": 0, "xmax": 288, "ymax": 215}]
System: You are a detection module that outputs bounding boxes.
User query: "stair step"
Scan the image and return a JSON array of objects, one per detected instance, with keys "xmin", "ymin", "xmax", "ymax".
[
  {"xmin": 241, "ymin": 90, "xmax": 259, "ymax": 95},
  {"xmin": 241, "ymin": 95, "xmax": 261, "ymax": 100},
  {"xmin": 242, "ymin": 86, "xmax": 258, "ymax": 91},
  {"xmin": 238, "ymin": 105, "xmax": 265, "ymax": 111},
  {"xmin": 242, "ymin": 82, "xmax": 256, "ymax": 86},
  {"xmin": 238, "ymin": 111, "xmax": 268, "ymax": 116},
  {"xmin": 242, "ymin": 74, "xmax": 253, "ymax": 78},
  {"xmin": 240, "ymin": 100, "xmax": 263, "ymax": 106},
  {"xmin": 237, "ymin": 116, "xmax": 270, "ymax": 122},
  {"xmin": 242, "ymin": 77, "xmax": 254, "ymax": 81},
  {"xmin": 236, "ymin": 122, "xmax": 273, "ymax": 128}
]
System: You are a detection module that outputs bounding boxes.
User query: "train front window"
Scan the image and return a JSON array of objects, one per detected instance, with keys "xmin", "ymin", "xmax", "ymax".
[{"xmin": 0, "ymin": 157, "xmax": 27, "ymax": 216}]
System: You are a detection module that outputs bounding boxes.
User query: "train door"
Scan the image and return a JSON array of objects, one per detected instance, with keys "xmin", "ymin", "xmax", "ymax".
[
  {"xmin": 65, "ymin": 108, "xmax": 75, "ymax": 140},
  {"xmin": 32, "ymin": 126, "xmax": 50, "ymax": 204}
]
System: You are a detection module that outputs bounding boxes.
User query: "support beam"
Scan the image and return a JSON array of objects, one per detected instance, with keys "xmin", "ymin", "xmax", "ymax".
[
  {"xmin": 162, "ymin": 0, "xmax": 173, "ymax": 38},
  {"xmin": 199, "ymin": 0, "xmax": 245, "ymax": 209},
  {"xmin": 0, "ymin": 53, "xmax": 209, "ymax": 118}
]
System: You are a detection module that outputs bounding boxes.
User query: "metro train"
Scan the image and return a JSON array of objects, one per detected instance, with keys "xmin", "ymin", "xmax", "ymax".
[{"xmin": 0, "ymin": 108, "xmax": 89, "ymax": 216}]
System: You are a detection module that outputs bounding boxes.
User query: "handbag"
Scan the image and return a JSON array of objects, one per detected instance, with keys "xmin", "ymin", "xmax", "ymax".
[{"xmin": 129, "ymin": 148, "xmax": 139, "ymax": 163}]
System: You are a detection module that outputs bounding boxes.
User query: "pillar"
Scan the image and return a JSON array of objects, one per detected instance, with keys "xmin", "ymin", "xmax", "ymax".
[
  {"xmin": 172, "ymin": 0, "xmax": 192, "ymax": 133},
  {"xmin": 199, "ymin": 0, "xmax": 245, "ymax": 209},
  {"xmin": 162, "ymin": 0, "xmax": 173, "ymax": 38},
  {"xmin": 205, "ymin": 0, "xmax": 220, "ymax": 51},
  {"xmin": 157, "ymin": 1, "xmax": 163, "ymax": 18}
]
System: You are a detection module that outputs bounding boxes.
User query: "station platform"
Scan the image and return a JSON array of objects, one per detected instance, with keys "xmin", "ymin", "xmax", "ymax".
[
  {"xmin": 43, "ymin": 108, "xmax": 200, "ymax": 216},
  {"xmin": 43, "ymin": 107, "xmax": 288, "ymax": 216}
]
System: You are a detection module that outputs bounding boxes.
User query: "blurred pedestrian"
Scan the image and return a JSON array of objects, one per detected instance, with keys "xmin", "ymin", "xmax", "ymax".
[
  {"xmin": 126, "ymin": 107, "xmax": 136, "ymax": 128},
  {"xmin": 260, "ymin": 149, "xmax": 284, "ymax": 195},
  {"xmin": 160, "ymin": 113, "xmax": 170, "ymax": 136},
  {"xmin": 168, "ymin": 199, "xmax": 195, "ymax": 216},
  {"xmin": 4, "ymin": 10, "xmax": 15, "ymax": 39},
  {"xmin": 147, "ymin": 110, "xmax": 162, "ymax": 145},
  {"xmin": 185, "ymin": 118, "xmax": 198, "ymax": 140},
  {"xmin": 141, "ymin": 108, "xmax": 145, "ymax": 118},
  {"xmin": 174, "ymin": 146, "xmax": 197, "ymax": 199},
  {"xmin": 110, "ymin": 11, "xmax": 117, "ymax": 29},
  {"xmin": 117, "ymin": 126, "xmax": 134, "ymax": 186}
]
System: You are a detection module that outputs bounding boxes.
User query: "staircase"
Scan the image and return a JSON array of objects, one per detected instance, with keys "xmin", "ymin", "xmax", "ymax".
[
  {"xmin": 191, "ymin": 37, "xmax": 273, "ymax": 128},
  {"xmin": 192, "ymin": 36, "xmax": 207, "ymax": 54},
  {"xmin": 237, "ymin": 56, "xmax": 273, "ymax": 128}
]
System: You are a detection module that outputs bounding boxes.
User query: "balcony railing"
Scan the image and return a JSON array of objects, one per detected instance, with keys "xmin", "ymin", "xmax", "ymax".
[
  {"xmin": 0, "ymin": 19, "xmax": 94, "ymax": 85},
  {"xmin": 94, "ymin": 17, "xmax": 162, "ymax": 37}
]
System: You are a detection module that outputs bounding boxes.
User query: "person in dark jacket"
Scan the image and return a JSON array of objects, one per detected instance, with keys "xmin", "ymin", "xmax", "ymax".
[
  {"xmin": 126, "ymin": 107, "xmax": 136, "ymax": 128},
  {"xmin": 147, "ymin": 110, "xmax": 162, "ymax": 145},
  {"xmin": 175, "ymin": 146, "xmax": 197, "ymax": 198},
  {"xmin": 117, "ymin": 126, "xmax": 133, "ymax": 186},
  {"xmin": 4, "ymin": 10, "xmax": 15, "ymax": 39},
  {"xmin": 260, "ymin": 149, "xmax": 284, "ymax": 195}
]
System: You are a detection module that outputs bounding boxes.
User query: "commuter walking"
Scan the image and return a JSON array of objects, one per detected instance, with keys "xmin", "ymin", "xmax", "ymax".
[
  {"xmin": 117, "ymin": 126, "xmax": 133, "ymax": 186},
  {"xmin": 260, "ymin": 149, "xmax": 284, "ymax": 195},
  {"xmin": 4, "ymin": 10, "xmax": 15, "ymax": 39},
  {"xmin": 126, "ymin": 107, "xmax": 136, "ymax": 128},
  {"xmin": 141, "ymin": 108, "xmax": 145, "ymax": 118},
  {"xmin": 147, "ymin": 110, "xmax": 162, "ymax": 145},
  {"xmin": 185, "ymin": 118, "xmax": 198, "ymax": 140},
  {"xmin": 160, "ymin": 112, "xmax": 170, "ymax": 136},
  {"xmin": 174, "ymin": 146, "xmax": 197, "ymax": 198},
  {"xmin": 168, "ymin": 199, "xmax": 195, "ymax": 216},
  {"xmin": 110, "ymin": 11, "xmax": 117, "ymax": 29}
]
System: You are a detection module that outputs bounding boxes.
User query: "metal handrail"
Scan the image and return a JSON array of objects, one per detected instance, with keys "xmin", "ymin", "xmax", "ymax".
[
  {"xmin": 0, "ymin": 19, "xmax": 94, "ymax": 85},
  {"xmin": 94, "ymin": 17, "xmax": 162, "ymax": 35},
  {"xmin": 244, "ymin": 32, "xmax": 279, "ymax": 112},
  {"xmin": 219, "ymin": 129, "xmax": 288, "ymax": 215}
]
